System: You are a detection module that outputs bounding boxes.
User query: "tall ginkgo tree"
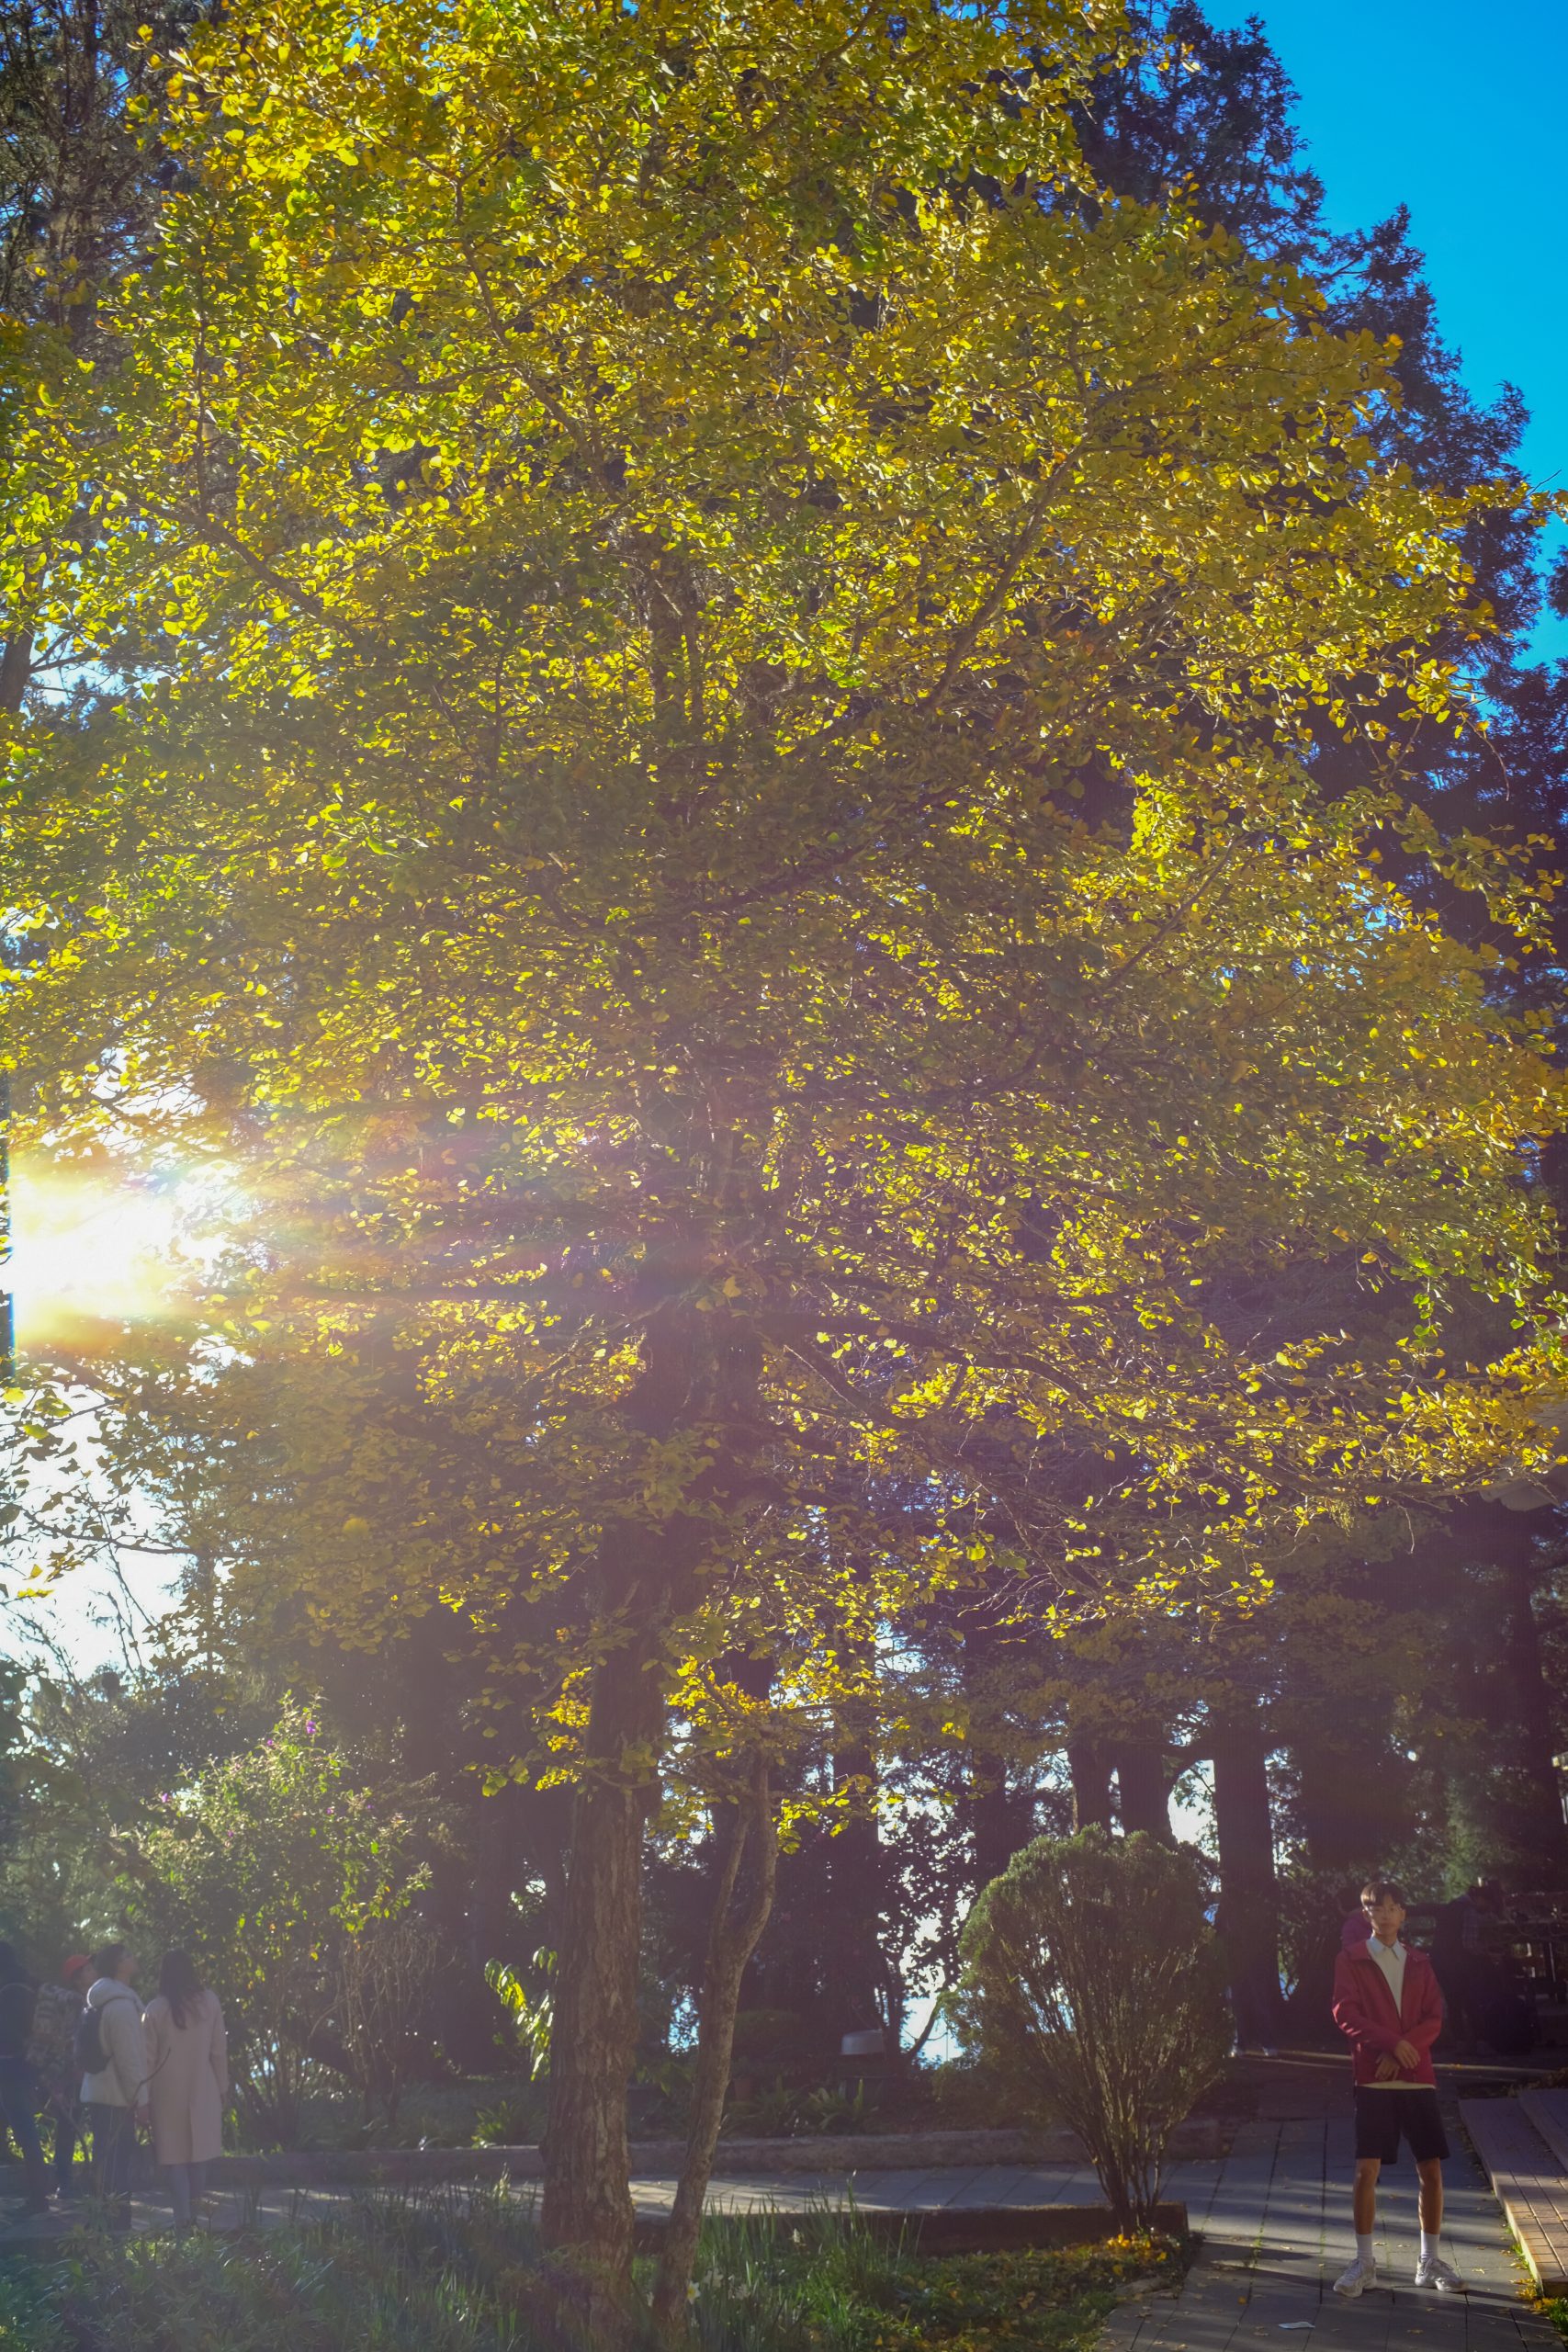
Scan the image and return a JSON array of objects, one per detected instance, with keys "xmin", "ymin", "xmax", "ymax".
[{"xmin": 3, "ymin": 0, "xmax": 1566, "ymax": 2322}]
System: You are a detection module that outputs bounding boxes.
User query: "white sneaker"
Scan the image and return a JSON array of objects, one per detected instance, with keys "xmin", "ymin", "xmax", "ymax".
[
  {"xmin": 1333, "ymin": 2256, "xmax": 1376, "ymax": 2299},
  {"xmin": 1414, "ymin": 2256, "xmax": 1463, "ymax": 2291}
]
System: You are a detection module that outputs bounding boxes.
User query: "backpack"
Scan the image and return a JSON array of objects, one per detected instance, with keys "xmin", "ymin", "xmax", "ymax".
[
  {"xmin": 25, "ymin": 1981, "xmax": 80, "ymax": 2078},
  {"xmin": 73, "ymin": 2000, "xmax": 107, "ymax": 2078}
]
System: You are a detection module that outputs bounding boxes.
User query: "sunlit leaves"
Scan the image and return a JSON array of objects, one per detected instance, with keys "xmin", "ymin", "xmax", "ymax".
[{"xmin": 0, "ymin": 0, "xmax": 1564, "ymax": 1780}]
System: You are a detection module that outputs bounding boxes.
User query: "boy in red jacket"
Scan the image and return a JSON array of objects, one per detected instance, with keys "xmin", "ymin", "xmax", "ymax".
[{"xmin": 1330, "ymin": 1879, "xmax": 1461, "ymax": 2298}]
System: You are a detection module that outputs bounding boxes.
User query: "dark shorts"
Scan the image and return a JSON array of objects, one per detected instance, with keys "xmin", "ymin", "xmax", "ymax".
[{"xmin": 1354, "ymin": 2086, "xmax": 1450, "ymax": 2164}]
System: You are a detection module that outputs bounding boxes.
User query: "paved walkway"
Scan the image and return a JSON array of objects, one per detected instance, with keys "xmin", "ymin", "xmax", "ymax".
[
  {"xmin": 1, "ymin": 2106, "xmax": 1558, "ymax": 2352},
  {"xmin": 1100, "ymin": 2117, "xmax": 1557, "ymax": 2352}
]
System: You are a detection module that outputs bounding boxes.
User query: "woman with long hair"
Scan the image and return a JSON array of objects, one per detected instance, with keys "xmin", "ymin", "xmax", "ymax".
[{"xmin": 141, "ymin": 1951, "xmax": 227, "ymax": 2232}]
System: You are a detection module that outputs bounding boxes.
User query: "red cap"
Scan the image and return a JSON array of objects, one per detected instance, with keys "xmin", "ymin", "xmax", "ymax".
[{"xmin": 62, "ymin": 1954, "xmax": 91, "ymax": 1982}]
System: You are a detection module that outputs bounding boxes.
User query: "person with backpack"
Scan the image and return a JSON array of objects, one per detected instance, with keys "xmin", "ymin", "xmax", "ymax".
[
  {"xmin": 28, "ymin": 1952, "xmax": 92, "ymax": 2197},
  {"xmin": 141, "ymin": 1951, "xmax": 227, "ymax": 2233},
  {"xmin": 79, "ymin": 1942, "xmax": 147, "ymax": 2228},
  {"xmin": 0, "ymin": 1940, "xmax": 50, "ymax": 2219}
]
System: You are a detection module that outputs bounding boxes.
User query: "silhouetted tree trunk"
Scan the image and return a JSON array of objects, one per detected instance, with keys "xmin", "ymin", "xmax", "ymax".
[
  {"xmin": 958, "ymin": 1622, "xmax": 1035, "ymax": 1889},
  {"xmin": 1499, "ymin": 1545, "xmax": 1568, "ymax": 1885},
  {"xmin": 828, "ymin": 1603, "xmax": 886, "ymax": 2046},
  {"xmin": 968, "ymin": 1764, "xmax": 1033, "ymax": 1889},
  {"xmin": 1068, "ymin": 1737, "xmax": 1113, "ymax": 1832},
  {"xmin": 829, "ymin": 1727, "xmax": 886, "ymax": 2036},
  {"xmin": 1291, "ymin": 1724, "xmax": 1416, "ymax": 1877},
  {"xmin": 1115, "ymin": 1740, "xmax": 1172, "ymax": 1840},
  {"xmin": 1212, "ymin": 1703, "xmax": 1283, "ymax": 2047}
]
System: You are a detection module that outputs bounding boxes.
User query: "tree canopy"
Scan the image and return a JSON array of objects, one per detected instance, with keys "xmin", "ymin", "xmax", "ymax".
[{"xmin": 2, "ymin": 0, "xmax": 1566, "ymax": 2307}]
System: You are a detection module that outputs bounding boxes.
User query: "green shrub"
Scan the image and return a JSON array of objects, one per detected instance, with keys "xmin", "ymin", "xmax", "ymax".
[
  {"xmin": 128, "ymin": 1702, "xmax": 434, "ymax": 2147},
  {"xmin": 721, "ymin": 2077, "xmax": 867, "ymax": 2139},
  {"xmin": 473, "ymin": 2087, "xmax": 549, "ymax": 2147},
  {"xmin": 0, "ymin": 2264, "xmax": 64, "ymax": 2351},
  {"xmin": 959, "ymin": 1830, "xmax": 1228, "ymax": 2230}
]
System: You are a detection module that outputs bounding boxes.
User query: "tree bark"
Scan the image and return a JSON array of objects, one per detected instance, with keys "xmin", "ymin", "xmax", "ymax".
[
  {"xmin": 1212, "ymin": 1703, "xmax": 1283, "ymax": 2047},
  {"xmin": 1068, "ymin": 1737, "xmax": 1113, "ymax": 1832},
  {"xmin": 1446, "ymin": 1502, "xmax": 1568, "ymax": 1883},
  {"xmin": 1291, "ymin": 1727, "xmax": 1413, "ymax": 1875},
  {"xmin": 829, "ymin": 1724, "xmax": 886, "ymax": 2042},
  {"xmin": 538, "ymin": 1280, "xmax": 718, "ymax": 2327},
  {"xmin": 540, "ymin": 1594, "xmax": 670, "ymax": 2333},
  {"xmin": 1499, "ymin": 1547, "xmax": 1568, "ymax": 1886},
  {"xmin": 957, "ymin": 1619, "xmax": 1035, "ymax": 1888},
  {"xmin": 0, "ymin": 634, "xmax": 31, "ymax": 717},
  {"xmin": 651, "ymin": 1758, "xmax": 777, "ymax": 2338},
  {"xmin": 1114, "ymin": 1740, "xmax": 1172, "ymax": 1841},
  {"xmin": 968, "ymin": 1752, "xmax": 1035, "ymax": 1888}
]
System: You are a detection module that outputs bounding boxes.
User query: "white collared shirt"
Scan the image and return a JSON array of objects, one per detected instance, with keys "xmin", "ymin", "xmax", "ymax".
[{"xmin": 1363, "ymin": 1933, "xmax": 1407, "ymax": 2064}]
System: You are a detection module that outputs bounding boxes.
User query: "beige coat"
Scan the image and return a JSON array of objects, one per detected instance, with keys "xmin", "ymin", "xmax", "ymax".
[
  {"xmin": 80, "ymin": 1976, "xmax": 148, "ymax": 2109},
  {"xmin": 142, "ymin": 1989, "xmax": 228, "ymax": 2167}
]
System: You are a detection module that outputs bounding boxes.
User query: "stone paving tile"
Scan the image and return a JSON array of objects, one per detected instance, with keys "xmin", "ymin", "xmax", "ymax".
[
  {"xmin": 1127, "ymin": 2316, "xmax": 1243, "ymax": 2349},
  {"xmin": 938, "ymin": 2166, "xmax": 1016, "ymax": 2210},
  {"xmin": 1156, "ymin": 2276, "xmax": 1253, "ymax": 2306},
  {"xmin": 1167, "ymin": 2166, "xmax": 1225, "ymax": 2230},
  {"xmin": 1466, "ymin": 2327, "xmax": 1545, "ymax": 2352},
  {"xmin": 847, "ymin": 2165, "xmax": 951, "ymax": 2209},
  {"xmin": 1050, "ymin": 2165, "xmax": 1107, "ymax": 2203},
  {"xmin": 1279, "ymin": 2121, "xmax": 1327, "ymax": 2149},
  {"xmin": 957, "ymin": 2164, "xmax": 1033, "ymax": 2207},
  {"xmin": 1235, "ymin": 2278, "xmax": 1322, "ymax": 2306},
  {"xmin": 1100, "ymin": 2311, "xmax": 1156, "ymax": 2345}
]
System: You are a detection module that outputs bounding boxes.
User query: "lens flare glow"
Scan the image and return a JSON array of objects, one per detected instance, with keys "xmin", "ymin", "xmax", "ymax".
[{"xmin": 6, "ymin": 1158, "xmax": 186, "ymax": 1347}]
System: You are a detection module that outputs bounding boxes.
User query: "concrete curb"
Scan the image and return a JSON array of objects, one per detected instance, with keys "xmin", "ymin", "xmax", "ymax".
[{"xmin": 196, "ymin": 2119, "xmax": 1225, "ymax": 2187}]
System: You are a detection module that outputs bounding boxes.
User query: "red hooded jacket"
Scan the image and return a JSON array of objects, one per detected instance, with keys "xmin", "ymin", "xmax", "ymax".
[{"xmin": 1331, "ymin": 1940, "xmax": 1444, "ymax": 2087}]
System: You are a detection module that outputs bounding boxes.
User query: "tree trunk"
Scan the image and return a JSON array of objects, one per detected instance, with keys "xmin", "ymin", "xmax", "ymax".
[
  {"xmin": 1212, "ymin": 1704, "xmax": 1283, "ymax": 2047},
  {"xmin": 1114, "ymin": 1741, "xmax": 1172, "ymax": 1841},
  {"xmin": 540, "ymin": 1599, "xmax": 669, "ymax": 2333},
  {"xmin": 1292, "ymin": 1727, "xmax": 1414, "ymax": 1875},
  {"xmin": 957, "ymin": 1619, "xmax": 1034, "ymax": 1889},
  {"xmin": 539, "ymin": 1279, "xmax": 718, "ymax": 2324},
  {"xmin": 1068, "ymin": 1737, "xmax": 1112, "ymax": 1832},
  {"xmin": 829, "ymin": 1675, "xmax": 886, "ymax": 2044},
  {"xmin": 0, "ymin": 634, "xmax": 30, "ymax": 716},
  {"xmin": 1500, "ymin": 1548, "xmax": 1568, "ymax": 1886},
  {"xmin": 968, "ymin": 1753, "xmax": 1034, "ymax": 1888},
  {"xmin": 651, "ymin": 1758, "xmax": 778, "ymax": 2338}
]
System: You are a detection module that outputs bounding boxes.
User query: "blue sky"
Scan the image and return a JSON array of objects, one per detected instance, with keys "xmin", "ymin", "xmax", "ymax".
[{"xmin": 1202, "ymin": 0, "xmax": 1568, "ymax": 665}]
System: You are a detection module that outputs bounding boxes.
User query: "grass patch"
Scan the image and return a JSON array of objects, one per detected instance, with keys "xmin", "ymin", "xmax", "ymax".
[
  {"xmin": 3, "ymin": 2188, "xmax": 1183, "ymax": 2352},
  {"xmin": 13, "ymin": 2190, "xmax": 541, "ymax": 2352},
  {"xmin": 691, "ymin": 2211, "xmax": 1183, "ymax": 2351}
]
